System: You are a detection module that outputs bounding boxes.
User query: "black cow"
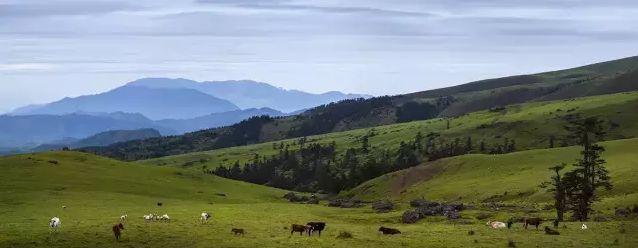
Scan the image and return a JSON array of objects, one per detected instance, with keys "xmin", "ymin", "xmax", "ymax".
[
  {"xmin": 307, "ymin": 222, "xmax": 326, "ymax": 236},
  {"xmin": 379, "ymin": 226, "xmax": 401, "ymax": 235}
]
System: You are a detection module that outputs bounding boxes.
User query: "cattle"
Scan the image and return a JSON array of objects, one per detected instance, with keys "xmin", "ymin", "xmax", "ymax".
[
  {"xmin": 157, "ymin": 202, "xmax": 163, "ymax": 207},
  {"xmin": 378, "ymin": 226, "xmax": 401, "ymax": 235},
  {"xmin": 487, "ymin": 220, "xmax": 507, "ymax": 229},
  {"xmin": 143, "ymin": 214, "xmax": 154, "ymax": 221},
  {"xmin": 231, "ymin": 228, "xmax": 245, "ymax": 236},
  {"xmin": 581, "ymin": 223, "xmax": 588, "ymax": 230},
  {"xmin": 201, "ymin": 212, "xmax": 211, "ymax": 224},
  {"xmin": 544, "ymin": 226, "xmax": 560, "ymax": 235},
  {"xmin": 307, "ymin": 222, "xmax": 326, "ymax": 236},
  {"xmin": 523, "ymin": 217, "xmax": 542, "ymax": 230},
  {"xmin": 112, "ymin": 223, "xmax": 125, "ymax": 240},
  {"xmin": 120, "ymin": 214, "xmax": 127, "ymax": 222},
  {"xmin": 290, "ymin": 224, "xmax": 308, "ymax": 236},
  {"xmin": 49, "ymin": 217, "xmax": 61, "ymax": 231}
]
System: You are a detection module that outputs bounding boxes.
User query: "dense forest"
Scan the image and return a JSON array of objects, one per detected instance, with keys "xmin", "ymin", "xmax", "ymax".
[{"xmin": 210, "ymin": 130, "xmax": 518, "ymax": 193}]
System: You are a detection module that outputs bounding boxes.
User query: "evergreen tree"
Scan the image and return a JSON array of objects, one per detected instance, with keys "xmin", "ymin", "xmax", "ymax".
[{"xmin": 540, "ymin": 164, "xmax": 567, "ymax": 222}]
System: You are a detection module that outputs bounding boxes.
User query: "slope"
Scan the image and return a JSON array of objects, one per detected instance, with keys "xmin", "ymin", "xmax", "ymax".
[{"xmin": 88, "ymin": 56, "xmax": 638, "ymax": 160}]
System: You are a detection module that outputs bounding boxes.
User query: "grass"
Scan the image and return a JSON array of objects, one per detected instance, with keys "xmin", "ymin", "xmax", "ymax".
[
  {"xmin": 346, "ymin": 138, "xmax": 638, "ymax": 211},
  {"xmin": 1, "ymin": 150, "xmax": 637, "ymax": 247},
  {"xmin": 140, "ymin": 91, "xmax": 638, "ymax": 171}
]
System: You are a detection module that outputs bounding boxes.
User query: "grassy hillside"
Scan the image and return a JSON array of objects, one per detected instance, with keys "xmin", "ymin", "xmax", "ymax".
[
  {"xmin": 140, "ymin": 91, "xmax": 638, "ymax": 172},
  {"xmin": 85, "ymin": 56, "xmax": 638, "ymax": 161},
  {"xmin": 346, "ymin": 138, "xmax": 638, "ymax": 209},
  {"xmin": 1, "ymin": 151, "xmax": 637, "ymax": 247}
]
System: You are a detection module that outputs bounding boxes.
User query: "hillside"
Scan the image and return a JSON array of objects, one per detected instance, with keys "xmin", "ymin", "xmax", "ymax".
[
  {"xmin": 87, "ymin": 56, "xmax": 638, "ymax": 161},
  {"xmin": 345, "ymin": 138, "xmax": 638, "ymax": 209},
  {"xmin": 128, "ymin": 78, "xmax": 372, "ymax": 113},
  {"xmin": 118, "ymin": 91, "xmax": 638, "ymax": 166},
  {"xmin": 32, "ymin": 128, "xmax": 162, "ymax": 151},
  {"xmin": 1, "ymin": 151, "xmax": 636, "ymax": 247},
  {"xmin": 13, "ymin": 85, "xmax": 240, "ymax": 120},
  {"xmin": 156, "ymin": 108, "xmax": 285, "ymax": 134}
]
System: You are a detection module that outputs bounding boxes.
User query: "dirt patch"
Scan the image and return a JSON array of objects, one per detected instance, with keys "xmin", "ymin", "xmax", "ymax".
[{"xmin": 389, "ymin": 162, "xmax": 445, "ymax": 196}]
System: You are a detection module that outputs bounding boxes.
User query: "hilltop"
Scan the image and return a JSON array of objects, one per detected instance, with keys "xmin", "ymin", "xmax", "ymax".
[{"xmin": 87, "ymin": 56, "xmax": 638, "ymax": 161}]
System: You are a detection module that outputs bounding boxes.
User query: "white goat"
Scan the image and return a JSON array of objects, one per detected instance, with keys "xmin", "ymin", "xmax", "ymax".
[
  {"xmin": 120, "ymin": 214, "xmax": 128, "ymax": 222},
  {"xmin": 201, "ymin": 212, "xmax": 211, "ymax": 223},
  {"xmin": 49, "ymin": 217, "xmax": 61, "ymax": 231},
  {"xmin": 486, "ymin": 220, "xmax": 507, "ymax": 229},
  {"xmin": 581, "ymin": 223, "xmax": 588, "ymax": 230}
]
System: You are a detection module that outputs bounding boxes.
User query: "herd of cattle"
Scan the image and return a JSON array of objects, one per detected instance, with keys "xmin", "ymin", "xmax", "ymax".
[{"xmin": 47, "ymin": 207, "xmax": 589, "ymax": 241}]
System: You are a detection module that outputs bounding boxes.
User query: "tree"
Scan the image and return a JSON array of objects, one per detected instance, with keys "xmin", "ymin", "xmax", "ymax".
[
  {"xmin": 562, "ymin": 117, "xmax": 612, "ymax": 221},
  {"xmin": 464, "ymin": 136, "xmax": 473, "ymax": 153},
  {"xmin": 540, "ymin": 164, "xmax": 567, "ymax": 222},
  {"xmin": 549, "ymin": 135, "xmax": 555, "ymax": 148},
  {"xmin": 361, "ymin": 135, "xmax": 370, "ymax": 153}
]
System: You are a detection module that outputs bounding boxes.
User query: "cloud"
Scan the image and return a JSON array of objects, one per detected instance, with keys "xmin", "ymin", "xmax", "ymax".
[{"xmin": 0, "ymin": 1, "xmax": 140, "ymax": 18}]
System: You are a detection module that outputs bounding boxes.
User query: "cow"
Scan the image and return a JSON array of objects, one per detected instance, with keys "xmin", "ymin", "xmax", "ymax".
[
  {"xmin": 49, "ymin": 217, "xmax": 61, "ymax": 231},
  {"xmin": 307, "ymin": 222, "xmax": 326, "ymax": 236},
  {"xmin": 160, "ymin": 214, "xmax": 170, "ymax": 222},
  {"xmin": 544, "ymin": 226, "xmax": 560, "ymax": 235},
  {"xmin": 523, "ymin": 217, "xmax": 542, "ymax": 230},
  {"xmin": 378, "ymin": 226, "xmax": 401, "ymax": 235},
  {"xmin": 231, "ymin": 228, "xmax": 245, "ymax": 236},
  {"xmin": 112, "ymin": 223, "xmax": 125, "ymax": 240},
  {"xmin": 157, "ymin": 202, "xmax": 163, "ymax": 207},
  {"xmin": 290, "ymin": 224, "xmax": 308, "ymax": 236},
  {"xmin": 486, "ymin": 221, "xmax": 507, "ymax": 229},
  {"xmin": 120, "ymin": 214, "xmax": 127, "ymax": 222},
  {"xmin": 581, "ymin": 223, "xmax": 588, "ymax": 230},
  {"xmin": 201, "ymin": 212, "xmax": 211, "ymax": 224}
]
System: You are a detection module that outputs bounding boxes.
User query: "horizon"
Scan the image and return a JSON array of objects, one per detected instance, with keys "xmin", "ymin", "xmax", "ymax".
[{"xmin": 2, "ymin": 0, "xmax": 638, "ymax": 112}]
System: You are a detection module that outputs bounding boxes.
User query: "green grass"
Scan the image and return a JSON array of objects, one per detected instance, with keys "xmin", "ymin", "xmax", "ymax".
[
  {"xmin": 1, "ymin": 151, "xmax": 637, "ymax": 247},
  {"xmin": 140, "ymin": 91, "xmax": 638, "ymax": 172},
  {"xmin": 346, "ymin": 138, "xmax": 638, "ymax": 211}
]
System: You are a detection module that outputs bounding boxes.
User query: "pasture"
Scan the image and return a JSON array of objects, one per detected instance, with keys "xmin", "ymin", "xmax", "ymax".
[{"xmin": 1, "ymin": 151, "xmax": 637, "ymax": 247}]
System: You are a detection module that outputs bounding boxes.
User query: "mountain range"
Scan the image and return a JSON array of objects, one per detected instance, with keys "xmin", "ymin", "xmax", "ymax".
[
  {"xmin": 83, "ymin": 55, "xmax": 638, "ymax": 160},
  {"xmin": 32, "ymin": 128, "xmax": 162, "ymax": 152}
]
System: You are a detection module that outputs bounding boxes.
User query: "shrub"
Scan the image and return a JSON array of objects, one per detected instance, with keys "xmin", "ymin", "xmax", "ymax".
[{"xmin": 336, "ymin": 231, "xmax": 353, "ymax": 239}]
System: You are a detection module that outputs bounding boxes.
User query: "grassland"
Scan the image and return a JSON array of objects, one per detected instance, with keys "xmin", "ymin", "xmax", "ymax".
[
  {"xmin": 140, "ymin": 91, "xmax": 638, "ymax": 171},
  {"xmin": 1, "ymin": 151, "xmax": 637, "ymax": 247}
]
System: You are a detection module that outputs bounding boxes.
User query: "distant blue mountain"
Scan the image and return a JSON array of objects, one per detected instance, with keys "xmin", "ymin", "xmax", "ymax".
[
  {"xmin": 157, "ymin": 107, "xmax": 285, "ymax": 133},
  {"xmin": 13, "ymin": 85, "xmax": 239, "ymax": 120},
  {"xmin": 0, "ymin": 112, "xmax": 174, "ymax": 148},
  {"xmin": 128, "ymin": 78, "xmax": 372, "ymax": 113},
  {"xmin": 32, "ymin": 128, "xmax": 162, "ymax": 152}
]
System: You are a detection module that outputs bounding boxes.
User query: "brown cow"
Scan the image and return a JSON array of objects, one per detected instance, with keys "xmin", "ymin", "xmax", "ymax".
[
  {"xmin": 523, "ymin": 217, "xmax": 542, "ymax": 230},
  {"xmin": 290, "ymin": 224, "xmax": 309, "ymax": 236},
  {"xmin": 378, "ymin": 226, "xmax": 401, "ymax": 235},
  {"xmin": 112, "ymin": 223, "xmax": 124, "ymax": 241},
  {"xmin": 231, "ymin": 228, "xmax": 245, "ymax": 236}
]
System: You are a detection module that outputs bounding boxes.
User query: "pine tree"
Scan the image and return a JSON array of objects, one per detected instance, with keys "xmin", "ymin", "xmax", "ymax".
[{"xmin": 540, "ymin": 164, "xmax": 567, "ymax": 222}]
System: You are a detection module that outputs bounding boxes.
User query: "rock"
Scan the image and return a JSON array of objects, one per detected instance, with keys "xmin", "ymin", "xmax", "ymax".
[
  {"xmin": 328, "ymin": 198, "xmax": 364, "ymax": 208},
  {"xmin": 615, "ymin": 208, "xmax": 631, "ymax": 217},
  {"xmin": 283, "ymin": 192, "xmax": 309, "ymax": 202},
  {"xmin": 372, "ymin": 200, "xmax": 394, "ymax": 213},
  {"xmin": 401, "ymin": 210, "xmax": 421, "ymax": 224}
]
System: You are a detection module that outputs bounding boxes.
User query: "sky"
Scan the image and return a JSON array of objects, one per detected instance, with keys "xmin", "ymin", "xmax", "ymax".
[{"xmin": 1, "ymin": 0, "xmax": 637, "ymax": 113}]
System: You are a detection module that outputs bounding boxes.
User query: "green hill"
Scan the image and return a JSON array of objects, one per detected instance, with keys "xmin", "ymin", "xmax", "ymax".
[
  {"xmin": 345, "ymin": 138, "xmax": 638, "ymax": 210},
  {"xmin": 85, "ymin": 56, "xmax": 638, "ymax": 161},
  {"xmin": 140, "ymin": 91, "xmax": 638, "ymax": 172},
  {"xmin": 1, "ymin": 151, "xmax": 637, "ymax": 247}
]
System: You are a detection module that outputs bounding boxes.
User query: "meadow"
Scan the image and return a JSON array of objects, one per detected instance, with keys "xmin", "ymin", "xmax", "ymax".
[{"xmin": 1, "ymin": 148, "xmax": 637, "ymax": 247}]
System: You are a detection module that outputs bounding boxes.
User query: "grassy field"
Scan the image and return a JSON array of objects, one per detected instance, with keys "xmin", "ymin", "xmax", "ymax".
[
  {"xmin": 140, "ymin": 91, "xmax": 638, "ymax": 171},
  {"xmin": 1, "ymin": 150, "xmax": 637, "ymax": 247},
  {"xmin": 346, "ymin": 138, "xmax": 638, "ymax": 210}
]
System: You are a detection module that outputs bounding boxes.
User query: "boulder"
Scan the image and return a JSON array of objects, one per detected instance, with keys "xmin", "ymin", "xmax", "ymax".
[{"xmin": 372, "ymin": 200, "xmax": 395, "ymax": 213}]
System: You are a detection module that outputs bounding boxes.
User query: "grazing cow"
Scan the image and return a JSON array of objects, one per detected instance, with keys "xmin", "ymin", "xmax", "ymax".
[
  {"xmin": 544, "ymin": 226, "xmax": 560, "ymax": 235},
  {"xmin": 486, "ymin": 220, "xmax": 507, "ymax": 229},
  {"xmin": 49, "ymin": 217, "xmax": 61, "ymax": 231},
  {"xmin": 201, "ymin": 212, "xmax": 211, "ymax": 224},
  {"xmin": 581, "ymin": 224, "xmax": 588, "ymax": 230},
  {"xmin": 507, "ymin": 219, "xmax": 514, "ymax": 229},
  {"xmin": 307, "ymin": 222, "xmax": 326, "ymax": 236},
  {"xmin": 290, "ymin": 224, "xmax": 308, "ymax": 236},
  {"xmin": 231, "ymin": 228, "xmax": 245, "ymax": 236},
  {"xmin": 112, "ymin": 223, "xmax": 125, "ymax": 240},
  {"xmin": 523, "ymin": 217, "xmax": 542, "ymax": 230},
  {"xmin": 120, "ymin": 214, "xmax": 127, "ymax": 222},
  {"xmin": 378, "ymin": 226, "xmax": 401, "ymax": 235},
  {"xmin": 157, "ymin": 202, "xmax": 163, "ymax": 207}
]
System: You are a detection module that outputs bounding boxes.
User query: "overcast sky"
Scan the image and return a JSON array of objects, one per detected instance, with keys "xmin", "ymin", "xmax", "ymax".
[{"xmin": 1, "ymin": 0, "xmax": 637, "ymax": 113}]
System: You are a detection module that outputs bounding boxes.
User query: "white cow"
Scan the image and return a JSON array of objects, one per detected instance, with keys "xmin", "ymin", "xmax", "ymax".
[
  {"xmin": 143, "ymin": 214, "xmax": 153, "ymax": 221},
  {"xmin": 581, "ymin": 223, "xmax": 588, "ymax": 230},
  {"xmin": 201, "ymin": 212, "xmax": 211, "ymax": 223},
  {"xmin": 486, "ymin": 220, "xmax": 507, "ymax": 229},
  {"xmin": 49, "ymin": 217, "xmax": 61, "ymax": 231},
  {"xmin": 120, "ymin": 214, "xmax": 128, "ymax": 222}
]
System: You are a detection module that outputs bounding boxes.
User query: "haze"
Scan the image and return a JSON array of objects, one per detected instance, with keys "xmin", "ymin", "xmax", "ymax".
[{"xmin": 1, "ymin": 0, "xmax": 637, "ymax": 113}]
